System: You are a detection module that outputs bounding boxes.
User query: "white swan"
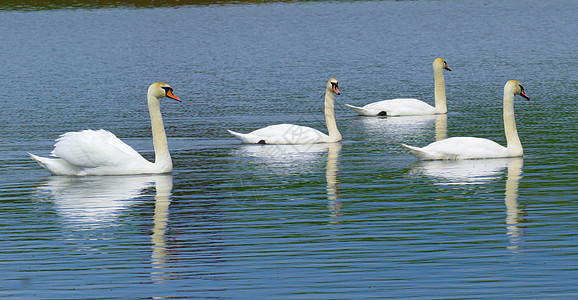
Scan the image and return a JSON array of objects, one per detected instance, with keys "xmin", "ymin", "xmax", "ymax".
[
  {"xmin": 227, "ymin": 78, "xmax": 342, "ymax": 144},
  {"xmin": 29, "ymin": 82, "xmax": 181, "ymax": 175},
  {"xmin": 402, "ymin": 80, "xmax": 530, "ymax": 160},
  {"xmin": 346, "ymin": 58, "xmax": 451, "ymax": 116}
]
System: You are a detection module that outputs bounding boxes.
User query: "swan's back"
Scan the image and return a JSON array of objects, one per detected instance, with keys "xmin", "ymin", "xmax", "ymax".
[
  {"xmin": 31, "ymin": 129, "xmax": 154, "ymax": 175},
  {"xmin": 403, "ymin": 137, "xmax": 511, "ymax": 160},
  {"xmin": 232, "ymin": 124, "xmax": 329, "ymax": 144},
  {"xmin": 363, "ymin": 98, "xmax": 437, "ymax": 116},
  {"xmin": 52, "ymin": 130, "xmax": 148, "ymax": 168}
]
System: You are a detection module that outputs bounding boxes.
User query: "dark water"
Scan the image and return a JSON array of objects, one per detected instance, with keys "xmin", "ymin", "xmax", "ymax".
[{"xmin": 1, "ymin": 0, "xmax": 577, "ymax": 298}]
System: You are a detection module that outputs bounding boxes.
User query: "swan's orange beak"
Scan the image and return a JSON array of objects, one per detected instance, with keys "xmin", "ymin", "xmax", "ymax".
[
  {"xmin": 520, "ymin": 90, "xmax": 530, "ymax": 100},
  {"xmin": 166, "ymin": 89, "xmax": 182, "ymax": 102},
  {"xmin": 444, "ymin": 64, "xmax": 452, "ymax": 72}
]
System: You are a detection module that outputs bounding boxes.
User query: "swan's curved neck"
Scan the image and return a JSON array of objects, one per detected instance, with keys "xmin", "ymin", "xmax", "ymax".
[
  {"xmin": 433, "ymin": 65, "xmax": 447, "ymax": 114},
  {"xmin": 503, "ymin": 89, "xmax": 522, "ymax": 156},
  {"xmin": 324, "ymin": 90, "xmax": 341, "ymax": 142},
  {"xmin": 148, "ymin": 95, "xmax": 172, "ymax": 171}
]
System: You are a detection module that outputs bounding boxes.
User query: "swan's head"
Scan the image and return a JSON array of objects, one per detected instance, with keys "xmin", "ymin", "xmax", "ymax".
[
  {"xmin": 433, "ymin": 58, "xmax": 451, "ymax": 71},
  {"xmin": 506, "ymin": 80, "xmax": 530, "ymax": 100},
  {"xmin": 327, "ymin": 78, "xmax": 341, "ymax": 95},
  {"xmin": 148, "ymin": 82, "xmax": 181, "ymax": 102}
]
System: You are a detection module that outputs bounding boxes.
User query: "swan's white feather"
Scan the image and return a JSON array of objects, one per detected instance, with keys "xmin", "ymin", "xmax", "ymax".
[
  {"xmin": 29, "ymin": 153, "xmax": 80, "ymax": 176},
  {"xmin": 52, "ymin": 129, "xmax": 149, "ymax": 168},
  {"xmin": 402, "ymin": 137, "xmax": 511, "ymax": 160},
  {"xmin": 30, "ymin": 129, "xmax": 153, "ymax": 175},
  {"xmin": 229, "ymin": 124, "xmax": 329, "ymax": 144},
  {"xmin": 348, "ymin": 98, "xmax": 437, "ymax": 116}
]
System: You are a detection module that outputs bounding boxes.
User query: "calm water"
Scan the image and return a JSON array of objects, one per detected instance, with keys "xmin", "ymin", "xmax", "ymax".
[{"xmin": 1, "ymin": 0, "xmax": 577, "ymax": 298}]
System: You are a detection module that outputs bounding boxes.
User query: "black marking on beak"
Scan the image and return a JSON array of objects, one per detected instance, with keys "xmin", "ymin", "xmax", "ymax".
[
  {"xmin": 444, "ymin": 61, "xmax": 452, "ymax": 71},
  {"xmin": 519, "ymin": 85, "xmax": 530, "ymax": 100},
  {"xmin": 161, "ymin": 86, "xmax": 181, "ymax": 102},
  {"xmin": 331, "ymin": 82, "xmax": 341, "ymax": 95}
]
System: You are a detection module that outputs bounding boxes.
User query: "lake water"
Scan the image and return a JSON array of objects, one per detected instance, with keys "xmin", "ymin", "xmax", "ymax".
[{"xmin": 1, "ymin": 0, "xmax": 577, "ymax": 298}]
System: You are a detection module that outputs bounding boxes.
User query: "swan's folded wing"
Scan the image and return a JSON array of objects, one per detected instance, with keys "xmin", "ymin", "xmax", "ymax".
[
  {"xmin": 51, "ymin": 129, "xmax": 148, "ymax": 168},
  {"xmin": 250, "ymin": 124, "xmax": 328, "ymax": 144},
  {"xmin": 419, "ymin": 137, "xmax": 509, "ymax": 159},
  {"xmin": 364, "ymin": 99, "xmax": 437, "ymax": 116}
]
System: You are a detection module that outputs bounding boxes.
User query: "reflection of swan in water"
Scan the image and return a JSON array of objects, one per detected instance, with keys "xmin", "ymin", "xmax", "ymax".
[
  {"xmin": 434, "ymin": 114, "xmax": 447, "ymax": 141},
  {"xmin": 409, "ymin": 158, "xmax": 510, "ymax": 185},
  {"xmin": 357, "ymin": 113, "xmax": 447, "ymax": 144},
  {"xmin": 39, "ymin": 174, "xmax": 173, "ymax": 282},
  {"xmin": 40, "ymin": 175, "xmax": 171, "ymax": 226},
  {"xmin": 325, "ymin": 143, "xmax": 342, "ymax": 224},
  {"xmin": 232, "ymin": 143, "xmax": 330, "ymax": 162},
  {"xmin": 150, "ymin": 175, "xmax": 173, "ymax": 283},
  {"xmin": 504, "ymin": 157, "xmax": 524, "ymax": 251},
  {"xmin": 230, "ymin": 143, "xmax": 331, "ymax": 187},
  {"xmin": 359, "ymin": 114, "xmax": 436, "ymax": 137},
  {"xmin": 231, "ymin": 142, "xmax": 342, "ymax": 224},
  {"xmin": 409, "ymin": 157, "xmax": 526, "ymax": 250}
]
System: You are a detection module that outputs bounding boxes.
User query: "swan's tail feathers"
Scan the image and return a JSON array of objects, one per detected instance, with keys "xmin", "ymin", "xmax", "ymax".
[
  {"xmin": 29, "ymin": 152, "xmax": 49, "ymax": 166},
  {"xmin": 227, "ymin": 129, "xmax": 262, "ymax": 144},
  {"xmin": 28, "ymin": 152, "xmax": 77, "ymax": 175},
  {"xmin": 29, "ymin": 153, "xmax": 55, "ymax": 174},
  {"xmin": 401, "ymin": 144, "xmax": 434, "ymax": 160},
  {"xmin": 346, "ymin": 104, "xmax": 373, "ymax": 116}
]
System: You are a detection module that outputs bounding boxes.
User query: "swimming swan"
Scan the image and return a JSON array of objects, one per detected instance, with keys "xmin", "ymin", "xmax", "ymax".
[
  {"xmin": 29, "ymin": 82, "xmax": 181, "ymax": 175},
  {"xmin": 402, "ymin": 80, "xmax": 529, "ymax": 160},
  {"xmin": 227, "ymin": 78, "xmax": 342, "ymax": 144},
  {"xmin": 346, "ymin": 58, "xmax": 451, "ymax": 116}
]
